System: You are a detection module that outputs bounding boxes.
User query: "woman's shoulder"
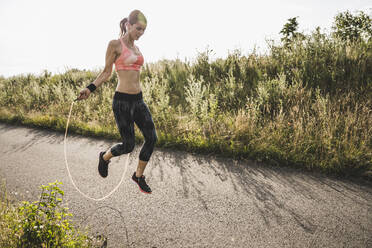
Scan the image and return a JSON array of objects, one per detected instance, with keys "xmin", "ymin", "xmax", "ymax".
[
  {"xmin": 108, "ymin": 39, "xmax": 122, "ymax": 55},
  {"xmin": 108, "ymin": 39, "xmax": 122, "ymax": 48}
]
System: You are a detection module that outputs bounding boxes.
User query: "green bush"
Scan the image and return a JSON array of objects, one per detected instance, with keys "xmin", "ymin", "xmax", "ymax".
[{"xmin": 2, "ymin": 181, "xmax": 91, "ymax": 248}]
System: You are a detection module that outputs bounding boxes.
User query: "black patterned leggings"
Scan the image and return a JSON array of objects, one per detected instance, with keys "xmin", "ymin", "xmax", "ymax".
[{"xmin": 110, "ymin": 91, "xmax": 157, "ymax": 162}]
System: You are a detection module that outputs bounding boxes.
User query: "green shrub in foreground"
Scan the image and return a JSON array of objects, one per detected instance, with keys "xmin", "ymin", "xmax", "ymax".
[{"xmin": 1, "ymin": 181, "xmax": 92, "ymax": 248}]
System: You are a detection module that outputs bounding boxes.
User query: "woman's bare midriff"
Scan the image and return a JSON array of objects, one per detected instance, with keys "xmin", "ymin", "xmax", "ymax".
[{"xmin": 115, "ymin": 70, "xmax": 142, "ymax": 94}]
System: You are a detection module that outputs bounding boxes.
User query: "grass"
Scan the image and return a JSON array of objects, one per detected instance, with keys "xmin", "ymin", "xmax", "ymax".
[{"xmin": 0, "ymin": 30, "xmax": 371, "ymax": 180}]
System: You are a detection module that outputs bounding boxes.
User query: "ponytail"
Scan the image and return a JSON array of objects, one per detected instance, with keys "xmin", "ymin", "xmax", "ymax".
[{"xmin": 119, "ymin": 18, "xmax": 128, "ymax": 37}]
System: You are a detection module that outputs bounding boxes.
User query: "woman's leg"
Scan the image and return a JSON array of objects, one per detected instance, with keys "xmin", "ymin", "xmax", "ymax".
[
  {"xmin": 103, "ymin": 150, "xmax": 113, "ymax": 161},
  {"xmin": 133, "ymin": 100, "xmax": 158, "ymax": 176},
  {"xmin": 136, "ymin": 160, "xmax": 148, "ymax": 178},
  {"xmin": 107, "ymin": 99, "xmax": 136, "ymax": 158}
]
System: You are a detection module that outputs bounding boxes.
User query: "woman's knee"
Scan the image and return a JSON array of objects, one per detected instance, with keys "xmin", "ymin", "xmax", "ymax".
[
  {"xmin": 124, "ymin": 140, "xmax": 136, "ymax": 153},
  {"xmin": 110, "ymin": 139, "xmax": 135, "ymax": 156}
]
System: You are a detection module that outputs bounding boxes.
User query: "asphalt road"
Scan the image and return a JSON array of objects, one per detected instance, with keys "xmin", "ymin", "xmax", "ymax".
[{"xmin": 0, "ymin": 123, "xmax": 371, "ymax": 248}]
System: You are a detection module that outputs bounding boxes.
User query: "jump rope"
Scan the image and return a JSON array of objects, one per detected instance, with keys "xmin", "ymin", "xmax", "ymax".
[{"xmin": 64, "ymin": 99, "xmax": 130, "ymax": 201}]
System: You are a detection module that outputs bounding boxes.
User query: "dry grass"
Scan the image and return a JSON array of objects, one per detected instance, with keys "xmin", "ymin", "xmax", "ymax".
[{"xmin": 0, "ymin": 33, "xmax": 371, "ymax": 178}]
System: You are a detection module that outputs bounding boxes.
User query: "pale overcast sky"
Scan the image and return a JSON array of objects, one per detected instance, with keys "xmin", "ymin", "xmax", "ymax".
[{"xmin": 0, "ymin": 0, "xmax": 370, "ymax": 77}]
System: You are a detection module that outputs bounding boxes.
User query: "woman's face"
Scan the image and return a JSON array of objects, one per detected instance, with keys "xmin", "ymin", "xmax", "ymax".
[{"xmin": 127, "ymin": 21, "xmax": 147, "ymax": 40}]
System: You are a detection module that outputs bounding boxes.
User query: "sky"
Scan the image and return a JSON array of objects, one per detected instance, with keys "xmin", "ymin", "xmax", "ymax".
[{"xmin": 0, "ymin": 0, "xmax": 370, "ymax": 77}]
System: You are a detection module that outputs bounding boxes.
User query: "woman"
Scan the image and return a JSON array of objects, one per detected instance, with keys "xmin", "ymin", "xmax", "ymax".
[{"xmin": 78, "ymin": 10, "xmax": 157, "ymax": 194}]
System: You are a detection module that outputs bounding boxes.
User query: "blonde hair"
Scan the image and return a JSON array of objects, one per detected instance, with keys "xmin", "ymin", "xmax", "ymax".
[{"xmin": 119, "ymin": 10, "xmax": 147, "ymax": 37}]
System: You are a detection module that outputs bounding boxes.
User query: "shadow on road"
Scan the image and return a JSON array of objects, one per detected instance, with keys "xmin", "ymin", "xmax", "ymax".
[{"xmin": 149, "ymin": 147, "xmax": 372, "ymax": 235}]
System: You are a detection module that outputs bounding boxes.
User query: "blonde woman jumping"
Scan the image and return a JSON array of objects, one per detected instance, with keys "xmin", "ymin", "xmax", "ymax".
[{"xmin": 77, "ymin": 10, "xmax": 157, "ymax": 194}]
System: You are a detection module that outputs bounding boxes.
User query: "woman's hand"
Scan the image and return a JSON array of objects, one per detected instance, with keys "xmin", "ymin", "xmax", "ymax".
[{"xmin": 77, "ymin": 88, "xmax": 91, "ymax": 101}]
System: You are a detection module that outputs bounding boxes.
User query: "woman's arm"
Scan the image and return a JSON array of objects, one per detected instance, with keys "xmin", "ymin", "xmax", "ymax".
[
  {"xmin": 78, "ymin": 40, "xmax": 118, "ymax": 100},
  {"xmin": 91, "ymin": 40, "xmax": 118, "ymax": 88}
]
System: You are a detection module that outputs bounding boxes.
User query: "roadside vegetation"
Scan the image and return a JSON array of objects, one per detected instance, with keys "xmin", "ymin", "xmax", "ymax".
[
  {"xmin": 0, "ymin": 181, "xmax": 101, "ymax": 247},
  {"xmin": 0, "ymin": 10, "xmax": 371, "ymax": 180}
]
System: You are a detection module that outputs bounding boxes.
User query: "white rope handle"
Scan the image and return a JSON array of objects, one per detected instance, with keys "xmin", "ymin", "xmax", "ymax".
[{"xmin": 64, "ymin": 100, "xmax": 129, "ymax": 201}]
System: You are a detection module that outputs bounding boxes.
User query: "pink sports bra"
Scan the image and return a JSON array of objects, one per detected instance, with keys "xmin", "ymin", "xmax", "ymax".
[{"xmin": 114, "ymin": 38, "xmax": 144, "ymax": 71}]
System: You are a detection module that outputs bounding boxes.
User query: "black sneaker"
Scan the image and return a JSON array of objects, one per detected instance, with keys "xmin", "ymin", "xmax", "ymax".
[
  {"xmin": 132, "ymin": 172, "xmax": 152, "ymax": 194},
  {"xmin": 98, "ymin": 151, "xmax": 110, "ymax": 178}
]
